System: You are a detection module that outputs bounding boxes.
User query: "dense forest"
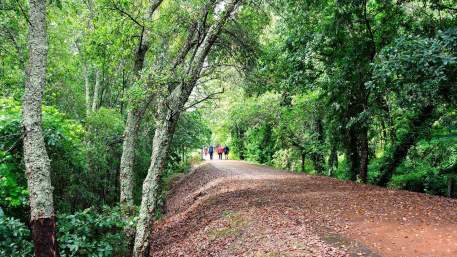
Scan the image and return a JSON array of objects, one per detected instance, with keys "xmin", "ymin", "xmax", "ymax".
[{"xmin": 0, "ymin": 0, "xmax": 456, "ymax": 256}]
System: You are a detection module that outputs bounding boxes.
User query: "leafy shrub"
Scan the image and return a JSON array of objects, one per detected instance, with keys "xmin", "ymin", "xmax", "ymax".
[
  {"xmin": 272, "ymin": 149, "xmax": 293, "ymax": 170},
  {"xmin": 388, "ymin": 163, "xmax": 447, "ymax": 195},
  {"xmin": 58, "ymin": 206, "xmax": 129, "ymax": 257},
  {"xmin": 0, "ymin": 151, "xmax": 28, "ymax": 218},
  {"xmin": 0, "ymin": 216, "xmax": 33, "ymax": 257},
  {"xmin": 0, "ymin": 98, "xmax": 86, "ymax": 215},
  {"xmin": 0, "ymin": 206, "xmax": 130, "ymax": 257},
  {"xmin": 243, "ymin": 124, "xmax": 275, "ymax": 164},
  {"xmin": 84, "ymin": 108, "xmax": 124, "ymax": 208}
]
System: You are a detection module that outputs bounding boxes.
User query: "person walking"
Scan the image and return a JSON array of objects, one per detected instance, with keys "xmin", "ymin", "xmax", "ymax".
[
  {"xmin": 224, "ymin": 145, "xmax": 230, "ymax": 160},
  {"xmin": 217, "ymin": 145, "xmax": 224, "ymax": 160},
  {"xmin": 204, "ymin": 147, "xmax": 208, "ymax": 157},
  {"xmin": 208, "ymin": 145, "xmax": 214, "ymax": 160}
]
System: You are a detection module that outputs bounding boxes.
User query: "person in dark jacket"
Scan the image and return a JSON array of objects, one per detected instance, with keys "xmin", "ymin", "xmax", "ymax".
[
  {"xmin": 208, "ymin": 145, "xmax": 214, "ymax": 160},
  {"xmin": 223, "ymin": 145, "xmax": 230, "ymax": 160}
]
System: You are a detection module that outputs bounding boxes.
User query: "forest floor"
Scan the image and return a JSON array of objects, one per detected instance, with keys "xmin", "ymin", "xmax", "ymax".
[{"xmin": 150, "ymin": 160, "xmax": 457, "ymax": 257}]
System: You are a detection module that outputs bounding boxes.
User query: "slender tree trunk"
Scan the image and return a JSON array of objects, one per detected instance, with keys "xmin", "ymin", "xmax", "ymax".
[
  {"xmin": 83, "ymin": 62, "xmax": 91, "ymax": 117},
  {"xmin": 23, "ymin": 0, "xmax": 59, "ymax": 256},
  {"xmin": 359, "ymin": 125, "xmax": 369, "ymax": 183},
  {"xmin": 328, "ymin": 145, "xmax": 338, "ymax": 176},
  {"xmin": 119, "ymin": 0, "xmax": 164, "ymax": 211},
  {"xmin": 312, "ymin": 118, "xmax": 325, "ymax": 175},
  {"xmin": 133, "ymin": 104, "xmax": 178, "ymax": 257},
  {"xmin": 92, "ymin": 69, "xmax": 101, "ymax": 111},
  {"xmin": 118, "ymin": 91, "xmax": 150, "ymax": 212},
  {"xmin": 132, "ymin": 1, "xmax": 241, "ymax": 255},
  {"xmin": 347, "ymin": 129, "xmax": 360, "ymax": 181},
  {"xmin": 448, "ymin": 176, "xmax": 455, "ymax": 198},
  {"xmin": 377, "ymin": 105, "xmax": 436, "ymax": 186},
  {"xmin": 120, "ymin": 108, "xmax": 143, "ymax": 208}
]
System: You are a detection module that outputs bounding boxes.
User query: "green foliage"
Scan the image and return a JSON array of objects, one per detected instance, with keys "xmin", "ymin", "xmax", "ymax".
[
  {"xmin": 370, "ymin": 28, "xmax": 457, "ymax": 109},
  {"xmin": 205, "ymin": 0, "xmax": 457, "ymax": 198},
  {"xmin": 0, "ymin": 207, "xmax": 130, "ymax": 257},
  {"xmin": 172, "ymin": 110, "xmax": 211, "ymax": 157},
  {"xmin": 84, "ymin": 108, "xmax": 124, "ymax": 208},
  {"xmin": 0, "ymin": 98, "xmax": 87, "ymax": 216},
  {"xmin": 389, "ymin": 163, "xmax": 447, "ymax": 196},
  {"xmin": 58, "ymin": 207, "xmax": 129, "ymax": 257},
  {"xmin": 0, "ymin": 216, "xmax": 33, "ymax": 257},
  {"xmin": 0, "ymin": 157, "xmax": 28, "ymax": 212}
]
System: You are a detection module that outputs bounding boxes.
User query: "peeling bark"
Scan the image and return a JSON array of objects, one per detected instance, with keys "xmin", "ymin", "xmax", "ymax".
[
  {"xmin": 23, "ymin": 0, "xmax": 59, "ymax": 256},
  {"xmin": 31, "ymin": 217, "xmax": 59, "ymax": 257}
]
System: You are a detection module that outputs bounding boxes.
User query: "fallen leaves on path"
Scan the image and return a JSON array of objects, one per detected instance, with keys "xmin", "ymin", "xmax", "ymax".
[{"xmin": 150, "ymin": 161, "xmax": 457, "ymax": 257}]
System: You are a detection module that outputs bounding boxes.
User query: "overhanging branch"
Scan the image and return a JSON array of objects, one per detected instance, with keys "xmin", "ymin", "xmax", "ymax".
[{"xmin": 182, "ymin": 88, "xmax": 225, "ymax": 111}]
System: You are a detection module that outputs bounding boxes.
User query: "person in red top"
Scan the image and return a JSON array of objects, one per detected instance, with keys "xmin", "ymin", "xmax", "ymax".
[{"xmin": 217, "ymin": 145, "xmax": 224, "ymax": 160}]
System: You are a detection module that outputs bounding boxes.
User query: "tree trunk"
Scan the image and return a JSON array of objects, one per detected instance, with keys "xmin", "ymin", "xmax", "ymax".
[
  {"xmin": 377, "ymin": 105, "xmax": 436, "ymax": 186},
  {"xmin": 92, "ymin": 69, "xmax": 101, "ymax": 111},
  {"xmin": 132, "ymin": 2, "xmax": 241, "ymax": 255},
  {"xmin": 312, "ymin": 118, "xmax": 325, "ymax": 175},
  {"xmin": 119, "ymin": 109, "xmax": 142, "ymax": 208},
  {"xmin": 83, "ymin": 62, "xmax": 92, "ymax": 117},
  {"xmin": 448, "ymin": 176, "xmax": 455, "ymax": 198},
  {"xmin": 133, "ymin": 105, "xmax": 178, "ymax": 257},
  {"xmin": 328, "ymin": 145, "xmax": 338, "ymax": 176},
  {"xmin": 359, "ymin": 125, "xmax": 369, "ymax": 183},
  {"xmin": 119, "ymin": 0, "xmax": 164, "ymax": 211},
  {"xmin": 23, "ymin": 0, "xmax": 59, "ymax": 256},
  {"xmin": 347, "ymin": 129, "xmax": 360, "ymax": 181}
]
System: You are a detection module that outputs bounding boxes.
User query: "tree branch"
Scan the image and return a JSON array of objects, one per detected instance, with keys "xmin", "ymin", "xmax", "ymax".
[
  {"xmin": 181, "ymin": 88, "xmax": 225, "ymax": 111},
  {"xmin": 109, "ymin": 0, "xmax": 144, "ymax": 28}
]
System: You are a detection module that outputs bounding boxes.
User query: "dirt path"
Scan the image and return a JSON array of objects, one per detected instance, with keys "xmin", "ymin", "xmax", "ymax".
[{"xmin": 150, "ymin": 161, "xmax": 457, "ymax": 257}]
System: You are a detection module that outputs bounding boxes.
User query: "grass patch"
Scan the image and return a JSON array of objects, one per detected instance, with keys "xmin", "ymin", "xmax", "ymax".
[{"xmin": 207, "ymin": 211, "xmax": 248, "ymax": 240}]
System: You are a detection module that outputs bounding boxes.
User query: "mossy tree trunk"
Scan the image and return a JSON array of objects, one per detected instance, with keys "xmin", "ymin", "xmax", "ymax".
[
  {"xmin": 23, "ymin": 0, "xmax": 59, "ymax": 256},
  {"xmin": 133, "ymin": 1, "xmax": 242, "ymax": 255}
]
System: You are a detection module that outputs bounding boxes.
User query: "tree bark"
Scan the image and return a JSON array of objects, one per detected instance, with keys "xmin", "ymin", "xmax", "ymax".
[
  {"xmin": 133, "ymin": 103, "xmax": 178, "ymax": 257},
  {"xmin": 328, "ymin": 145, "xmax": 338, "ymax": 176},
  {"xmin": 312, "ymin": 118, "xmax": 325, "ymax": 175},
  {"xmin": 23, "ymin": 0, "xmax": 59, "ymax": 256},
  {"xmin": 377, "ymin": 105, "xmax": 436, "ymax": 186},
  {"xmin": 347, "ymin": 129, "xmax": 360, "ymax": 181},
  {"xmin": 119, "ymin": 110, "xmax": 140, "ymax": 207},
  {"xmin": 91, "ymin": 69, "xmax": 101, "ymax": 111},
  {"xmin": 359, "ymin": 125, "xmax": 369, "ymax": 183},
  {"xmin": 448, "ymin": 176, "xmax": 455, "ymax": 198},
  {"xmin": 132, "ymin": 1, "xmax": 241, "ymax": 255},
  {"xmin": 119, "ymin": 0, "xmax": 164, "ymax": 211},
  {"xmin": 83, "ymin": 62, "xmax": 92, "ymax": 117}
]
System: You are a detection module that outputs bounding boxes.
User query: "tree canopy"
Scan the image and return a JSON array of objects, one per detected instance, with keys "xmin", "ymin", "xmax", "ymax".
[{"xmin": 1, "ymin": 0, "xmax": 456, "ymax": 256}]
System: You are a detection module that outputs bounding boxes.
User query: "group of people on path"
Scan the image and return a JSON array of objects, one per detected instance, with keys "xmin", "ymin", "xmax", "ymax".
[{"xmin": 203, "ymin": 145, "xmax": 229, "ymax": 160}]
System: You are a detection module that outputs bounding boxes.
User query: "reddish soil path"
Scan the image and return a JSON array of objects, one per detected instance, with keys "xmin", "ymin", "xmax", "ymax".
[{"xmin": 150, "ymin": 161, "xmax": 457, "ymax": 257}]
